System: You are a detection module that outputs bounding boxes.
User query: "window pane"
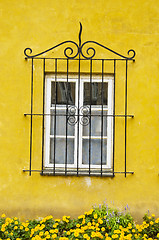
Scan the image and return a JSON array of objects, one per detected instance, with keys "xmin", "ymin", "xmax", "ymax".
[
  {"xmin": 50, "ymin": 138, "xmax": 74, "ymax": 164},
  {"xmin": 50, "ymin": 109, "xmax": 75, "ymax": 136},
  {"xmin": 51, "ymin": 82, "xmax": 75, "ymax": 105},
  {"xmin": 83, "ymin": 110, "xmax": 107, "ymax": 136},
  {"xmin": 84, "ymin": 82, "xmax": 108, "ymax": 105},
  {"xmin": 82, "ymin": 139, "xmax": 107, "ymax": 165}
]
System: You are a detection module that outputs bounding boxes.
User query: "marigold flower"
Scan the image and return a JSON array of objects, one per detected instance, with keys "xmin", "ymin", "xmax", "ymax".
[
  {"xmin": 1, "ymin": 214, "xmax": 6, "ymax": 218},
  {"xmin": 112, "ymin": 234, "xmax": 118, "ymax": 239},
  {"xmin": 39, "ymin": 231, "xmax": 44, "ymax": 236},
  {"xmin": 74, "ymin": 232, "xmax": 79, "ymax": 237},
  {"xmin": 55, "ymin": 219, "xmax": 61, "ymax": 222},
  {"xmin": 52, "ymin": 234, "xmax": 57, "ymax": 239}
]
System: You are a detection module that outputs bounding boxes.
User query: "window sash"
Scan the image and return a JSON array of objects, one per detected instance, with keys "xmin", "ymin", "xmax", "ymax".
[{"xmin": 44, "ymin": 75, "xmax": 113, "ymax": 170}]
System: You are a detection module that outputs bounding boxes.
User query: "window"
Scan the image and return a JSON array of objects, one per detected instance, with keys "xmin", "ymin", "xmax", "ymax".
[
  {"xmin": 44, "ymin": 74, "xmax": 113, "ymax": 174},
  {"xmin": 24, "ymin": 23, "xmax": 135, "ymax": 176}
]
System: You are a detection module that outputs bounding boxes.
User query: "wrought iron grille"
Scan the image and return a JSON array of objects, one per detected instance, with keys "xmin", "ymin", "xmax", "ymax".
[{"xmin": 23, "ymin": 23, "xmax": 135, "ymax": 177}]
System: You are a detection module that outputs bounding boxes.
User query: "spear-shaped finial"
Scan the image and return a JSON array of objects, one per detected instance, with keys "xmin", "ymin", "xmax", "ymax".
[{"xmin": 79, "ymin": 22, "xmax": 82, "ymax": 47}]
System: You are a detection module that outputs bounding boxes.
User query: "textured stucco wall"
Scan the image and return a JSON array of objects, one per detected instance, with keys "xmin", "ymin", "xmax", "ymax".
[{"xmin": 0, "ymin": 0, "xmax": 159, "ymax": 221}]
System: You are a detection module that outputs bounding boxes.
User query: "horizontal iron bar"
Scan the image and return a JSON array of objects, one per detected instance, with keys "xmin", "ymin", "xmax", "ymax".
[
  {"xmin": 114, "ymin": 171, "xmax": 134, "ymax": 174},
  {"xmin": 23, "ymin": 169, "xmax": 134, "ymax": 176},
  {"xmin": 25, "ymin": 57, "xmax": 135, "ymax": 62},
  {"xmin": 23, "ymin": 169, "xmax": 41, "ymax": 172},
  {"xmin": 24, "ymin": 113, "xmax": 134, "ymax": 118}
]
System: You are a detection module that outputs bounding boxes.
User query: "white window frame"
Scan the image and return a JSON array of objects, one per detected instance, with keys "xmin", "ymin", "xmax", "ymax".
[{"xmin": 44, "ymin": 74, "xmax": 113, "ymax": 171}]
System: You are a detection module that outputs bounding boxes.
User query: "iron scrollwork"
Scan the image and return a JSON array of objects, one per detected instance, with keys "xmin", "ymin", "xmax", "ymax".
[
  {"xmin": 67, "ymin": 106, "xmax": 78, "ymax": 126},
  {"xmin": 24, "ymin": 22, "xmax": 136, "ymax": 60},
  {"xmin": 67, "ymin": 105, "xmax": 90, "ymax": 126}
]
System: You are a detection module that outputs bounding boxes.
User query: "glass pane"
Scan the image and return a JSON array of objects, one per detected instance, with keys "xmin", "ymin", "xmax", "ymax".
[
  {"xmin": 83, "ymin": 110, "xmax": 107, "ymax": 136},
  {"xmin": 50, "ymin": 109, "xmax": 74, "ymax": 136},
  {"xmin": 84, "ymin": 82, "xmax": 108, "ymax": 105},
  {"xmin": 82, "ymin": 139, "xmax": 107, "ymax": 165},
  {"xmin": 51, "ymin": 82, "xmax": 75, "ymax": 105},
  {"xmin": 50, "ymin": 138, "xmax": 74, "ymax": 164}
]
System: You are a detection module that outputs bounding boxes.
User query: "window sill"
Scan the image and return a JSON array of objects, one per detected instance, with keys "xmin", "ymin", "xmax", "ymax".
[{"xmin": 40, "ymin": 168, "xmax": 114, "ymax": 177}]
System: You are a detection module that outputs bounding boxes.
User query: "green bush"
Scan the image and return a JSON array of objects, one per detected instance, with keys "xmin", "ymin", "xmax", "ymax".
[{"xmin": 0, "ymin": 205, "xmax": 159, "ymax": 240}]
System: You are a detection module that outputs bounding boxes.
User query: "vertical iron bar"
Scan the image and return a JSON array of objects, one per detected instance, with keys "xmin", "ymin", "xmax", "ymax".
[
  {"xmin": 41, "ymin": 58, "xmax": 45, "ymax": 175},
  {"xmin": 113, "ymin": 60, "xmax": 116, "ymax": 177},
  {"xmin": 65, "ymin": 59, "xmax": 69, "ymax": 175},
  {"xmin": 125, "ymin": 60, "xmax": 128, "ymax": 178},
  {"xmin": 77, "ymin": 54, "xmax": 81, "ymax": 176},
  {"xmin": 101, "ymin": 60, "xmax": 104, "ymax": 177},
  {"xmin": 29, "ymin": 58, "xmax": 34, "ymax": 176},
  {"xmin": 89, "ymin": 59, "xmax": 92, "ymax": 175},
  {"xmin": 53, "ymin": 59, "xmax": 57, "ymax": 175}
]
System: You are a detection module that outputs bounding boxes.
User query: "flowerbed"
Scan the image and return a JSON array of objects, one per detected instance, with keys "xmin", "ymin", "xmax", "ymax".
[{"xmin": 0, "ymin": 205, "xmax": 159, "ymax": 240}]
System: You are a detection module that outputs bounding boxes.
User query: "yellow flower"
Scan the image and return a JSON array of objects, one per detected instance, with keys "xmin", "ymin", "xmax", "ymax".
[
  {"xmin": 112, "ymin": 234, "xmax": 118, "ymax": 239},
  {"xmin": 1, "ymin": 214, "xmax": 6, "ymax": 218},
  {"xmin": 39, "ymin": 231, "xmax": 44, "ymax": 236},
  {"xmin": 14, "ymin": 226, "xmax": 18, "ymax": 230},
  {"xmin": 15, "ymin": 221, "xmax": 18, "ymax": 225},
  {"xmin": 91, "ymin": 231, "xmax": 96, "ymax": 238},
  {"xmin": 152, "ymin": 214, "xmax": 155, "ymax": 217},
  {"xmin": 101, "ymin": 227, "xmax": 105, "ymax": 231},
  {"xmin": 94, "ymin": 213, "xmax": 97, "ymax": 219},
  {"xmin": 82, "ymin": 219, "xmax": 86, "ymax": 224},
  {"xmin": 52, "ymin": 234, "xmax": 57, "ymax": 239},
  {"xmin": 55, "ymin": 219, "xmax": 61, "ymax": 222},
  {"xmin": 45, "ymin": 231, "xmax": 49, "ymax": 235},
  {"xmin": 150, "ymin": 221, "xmax": 154, "ymax": 225},
  {"xmin": 83, "ymin": 234, "xmax": 88, "ymax": 239},
  {"xmin": 76, "ymin": 224, "xmax": 80, "ymax": 228},
  {"xmin": 157, "ymin": 233, "xmax": 159, "ymax": 238},
  {"xmin": 25, "ymin": 227, "xmax": 29, "ymax": 231},
  {"xmin": 87, "ymin": 222, "xmax": 91, "ymax": 227},
  {"xmin": 74, "ymin": 232, "xmax": 79, "ymax": 237}
]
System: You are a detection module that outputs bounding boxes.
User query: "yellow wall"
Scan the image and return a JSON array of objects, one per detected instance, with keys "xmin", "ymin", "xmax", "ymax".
[{"xmin": 0, "ymin": 0, "xmax": 159, "ymax": 222}]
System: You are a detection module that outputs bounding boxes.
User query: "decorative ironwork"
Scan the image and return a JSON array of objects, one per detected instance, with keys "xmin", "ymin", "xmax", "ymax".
[
  {"xmin": 24, "ymin": 23, "xmax": 136, "ymax": 60},
  {"xmin": 67, "ymin": 106, "xmax": 78, "ymax": 126},
  {"xmin": 79, "ymin": 106, "xmax": 90, "ymax": 126},
  {"xmin": 23, "ymin": 23, "xmax": 135, "ymax": 177},
  {"xmin": 67, "ymin": 105, "xmax": 90, "ymax": 126}
]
